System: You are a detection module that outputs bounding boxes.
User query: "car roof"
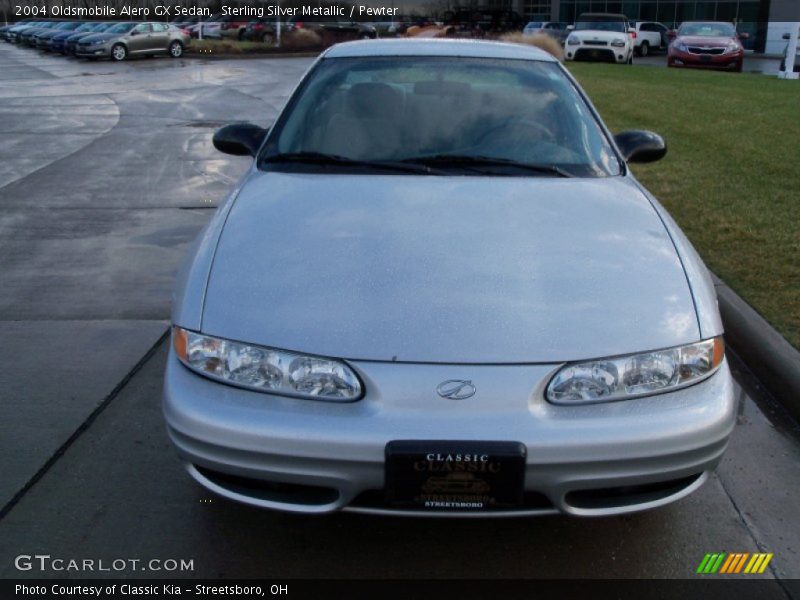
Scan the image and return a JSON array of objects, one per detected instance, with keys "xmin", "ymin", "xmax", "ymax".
[
  {"xmin": 323, "ymin": 38, "xmax": 557, "ymax": 62},
  {"xmin": 679, "ymin": 20, "xmax": 735, "ymax": 25}
]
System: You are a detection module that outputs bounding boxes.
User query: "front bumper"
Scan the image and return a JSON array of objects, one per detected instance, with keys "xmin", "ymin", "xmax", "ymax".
[
  {"xmin": 75, "ymin": 44, "xmax": 110, "ymax": 57},
  {"xmin": 566, "ymin": 45, "xmax": 630, "ymax": 63},
  {"xmin": 668, "ymin": 49, "xmax": 743, "ymax": 70},
  {"xmin": 163, "ymin": 349, "xmax": 737, "ymax": 517}
]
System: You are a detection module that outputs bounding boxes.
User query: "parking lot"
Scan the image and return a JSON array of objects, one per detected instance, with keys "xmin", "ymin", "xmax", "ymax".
[{"xmin": 0, "ymin": 42, "xmax": 799, "ymax": 585}]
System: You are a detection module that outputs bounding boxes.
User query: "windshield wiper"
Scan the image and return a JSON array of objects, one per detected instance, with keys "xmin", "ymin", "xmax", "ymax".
[
  {"xmin": 400, "ymin": 154, "xmax": 574, "ymax": 177},
  {"xmin": 263, "ymin": 152, "xmax": 441, "ymax": 175}
]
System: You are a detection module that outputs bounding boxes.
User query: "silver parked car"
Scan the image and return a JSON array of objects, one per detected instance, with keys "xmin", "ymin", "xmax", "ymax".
[
  {"xmin": 75, "ymin": 21, "xmax": 189, "ymax": 61},
  {"xmin": 164, "ymin": 39, "xmax": 735, "ymax": 517}
]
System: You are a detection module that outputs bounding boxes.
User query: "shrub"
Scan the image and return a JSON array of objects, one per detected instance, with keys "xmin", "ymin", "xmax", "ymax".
[
  {"xmin": 283, "ymin": 28, "xmax": 323, "ymax": 49},
  {"xmin": 499, "ymin": 32, "xmax": 564, "ymax": 61}
]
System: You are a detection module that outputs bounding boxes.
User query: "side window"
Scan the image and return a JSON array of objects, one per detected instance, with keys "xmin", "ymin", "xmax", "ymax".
[
  {"xmin": 133, "ymin": 23, "xmax": 151, "ymax": 34},
  {"xmin": 153, "ymin": 23, "xmax": 167, "ymax": 32}
]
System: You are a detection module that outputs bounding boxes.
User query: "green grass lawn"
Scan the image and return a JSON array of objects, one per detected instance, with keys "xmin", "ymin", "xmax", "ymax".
[{"xmin": 568, "ymin": 63, "xmax": 800, "ymax": 350}]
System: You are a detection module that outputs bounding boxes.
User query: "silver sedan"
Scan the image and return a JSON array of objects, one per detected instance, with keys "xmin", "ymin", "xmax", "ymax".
[{"xmin": 164, "ymin": 39, "xmax": 735, "ymax": 517}]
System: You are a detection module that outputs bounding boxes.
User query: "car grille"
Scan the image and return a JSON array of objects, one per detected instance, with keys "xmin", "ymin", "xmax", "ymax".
[
  {"xmin": 574, "ymin": 48, "xmax": 616, "ymax": 62},
  {"xmin": 688, "ymin": 46, "xmax": 725, "ymax": 55},
  {"xmin": 583, "ymin": 40, "xmax": 608, "ymax": 46}
]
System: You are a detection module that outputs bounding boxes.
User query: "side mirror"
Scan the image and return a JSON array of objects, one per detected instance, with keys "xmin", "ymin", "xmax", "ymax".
[
  {"xmin": 614, "ymin": 130, "xmax": 667, "ymax": 163},
  {"xmin": 738, "ymin": 32, "xmax": 749, "ymax": 40},
  {"xmin": 213, "ymin": 123, "xmax": 269, "ymax": 157}
]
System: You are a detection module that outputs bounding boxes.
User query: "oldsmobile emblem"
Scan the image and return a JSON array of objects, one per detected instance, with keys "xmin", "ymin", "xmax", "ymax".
[{"xmin": 436, "ymin": 380, "xmax": 476, "ymax": 400}]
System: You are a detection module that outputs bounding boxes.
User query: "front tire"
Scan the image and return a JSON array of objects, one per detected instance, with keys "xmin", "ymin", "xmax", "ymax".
[
  {"xmin": 261, "ymin": 32, "xmax": 274, "ymax": 45},
  {"xmin": 169, "ymin": 40, "xmax": 183, "ymax": 58},
  {"xmin": 111, "ymin": 43, "xmax": 127, "ymax": 61},
  {"xmin": 638, "ymin": 41, "xmax": 649, "ymax": 57}
]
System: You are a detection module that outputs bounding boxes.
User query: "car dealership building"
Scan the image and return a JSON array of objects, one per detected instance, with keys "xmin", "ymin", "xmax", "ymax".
[{"xmin": 516, "ymin": 0, "xmax": 798, "ymax": 53}]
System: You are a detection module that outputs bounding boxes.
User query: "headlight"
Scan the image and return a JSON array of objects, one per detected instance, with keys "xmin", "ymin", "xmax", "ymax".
[
  {"xmin": 172, "ymin": 327, "xmax": 362, "ymax": 401},
  {"xmin": 567, "ymin": 36, "xmax": 580, "ymax": 45},
  {"xmin": 725, "ymin": 42, "xmax": 740, "ymax": 54},
  {"xmin": 676, "ymin": 41, "xmax": 689, "ymax": 52},
  {"xmin": 610, "ymin": 38, "xmax": 626, "ymax": 47},
  {"xmin": 546, "ymin": 337, "xmax": 724, "ymax": 405}
]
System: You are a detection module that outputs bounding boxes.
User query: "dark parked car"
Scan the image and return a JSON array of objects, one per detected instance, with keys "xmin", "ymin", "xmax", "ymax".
[
  {"xmin": 35, "ymin": 21, "xmax": 85, "ymax": 50},
  {"xmin": 50, "ymin": 21, "xmax": 98, "ymax": 53},
  {"xmin": 286, "ymin": 13, "xmax": 377, "ymax": 41},
  {"xmin": 444, "ymin": 9, "xmax": 525, "ymax": 37},
  {"xmin": 523, "ymin": 21, "xmax": 570, "ymax": 44},
  {"xmin": 241, "ymin": 19, "xmax": 280, "ymax": 43},
  {"xmin": 20, "ymin": 21, "xmax": 60, "ymax": 46},
  {"xmin": 1, "ymin": 19, "xmax": 33, "ymax": 41},
  {"xmin": 668, "ymin": 21, "xmax": 746, "ymax": 72},
  {"xmin": 65, "ymin": 22, "xmax": 118, "ymax": 55},
  {"xmin": 5, "ymin": 21, "xmax": 44, "ymax": 43}
]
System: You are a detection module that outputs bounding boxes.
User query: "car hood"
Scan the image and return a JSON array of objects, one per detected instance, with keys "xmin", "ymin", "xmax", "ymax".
[
  {"xmin": 201, "ymin": 173, "xmax": 699, "ymax": 363},
  {"xmin": 80, "ymin": 33, "xmax": 116, "ymax": 43},
  {"xmin": 571, "ymin": 29, "xmax": 627, "ymax": 39},
  {"xmin": 677, "ymin": 35, "xmax": 732, "ymax": 46},
  {"xmin": 68, "ymin": 31, "xmax": 98, "ymax": 40}
]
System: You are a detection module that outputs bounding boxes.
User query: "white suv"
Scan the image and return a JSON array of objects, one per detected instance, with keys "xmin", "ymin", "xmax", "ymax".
[{"xmin": 565, "ymin": 13, "xmax": 634, "ymax": 64}]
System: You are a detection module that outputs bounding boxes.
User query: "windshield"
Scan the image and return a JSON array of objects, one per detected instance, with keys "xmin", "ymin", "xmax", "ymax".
[
  {"xmin": 678, "ymin": 22, "xmax": 735, "ymax": 37},
  {"xmin": 575, "ymin": 20, "xmax": 626, "ymax": 32},
  {"xmin": 107, "ymin": 23, "xmax": 135, "ymax": 34},
  {"xmin": 261, "ymin": 56, "xmax": 621, "ymax": 177}
]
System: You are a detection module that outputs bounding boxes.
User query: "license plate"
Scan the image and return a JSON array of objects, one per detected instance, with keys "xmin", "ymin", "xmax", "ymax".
[{"xmin": 385, "ymin": 441, "xmax": 526, "ymax": 510}]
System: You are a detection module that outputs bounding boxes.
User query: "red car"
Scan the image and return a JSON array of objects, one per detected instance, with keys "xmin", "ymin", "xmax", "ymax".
[{"xmin": 668, "ymin": 21, "xmax": 746, "ymax": 72}]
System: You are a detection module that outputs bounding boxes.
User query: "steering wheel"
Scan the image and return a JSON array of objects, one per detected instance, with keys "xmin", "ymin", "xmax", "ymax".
[
  {"xmin": 474, "ymin": 117, "xmax": 556, "ymax": 158},
  {"xmin": 476, "ymin": 117, "xmax": 555, "ymax": 145}
]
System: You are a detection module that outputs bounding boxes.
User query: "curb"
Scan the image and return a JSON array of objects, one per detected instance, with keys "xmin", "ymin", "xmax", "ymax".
[
  {"xmin": 713, "ymin": 273, "xmax": 800, "ymax": 421},
  {"xmin": 184, "ymin": 50, "xmax": 321, "ymax": 60}
]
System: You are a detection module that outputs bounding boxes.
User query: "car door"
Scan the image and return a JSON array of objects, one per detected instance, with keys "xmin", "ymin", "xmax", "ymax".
[
  {"xmin": 128, "ymin": 23, "xmax": 152, "ymax": 53},
  {"xmin": 150, "ymin": 23, "xmax": 170, "ymax": 52}
]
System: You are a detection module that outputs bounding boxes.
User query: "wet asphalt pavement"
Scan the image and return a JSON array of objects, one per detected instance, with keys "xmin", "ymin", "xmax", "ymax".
[{"xmin": 0, "ymin": 42, "xmax": 798, "ymax": 586}]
